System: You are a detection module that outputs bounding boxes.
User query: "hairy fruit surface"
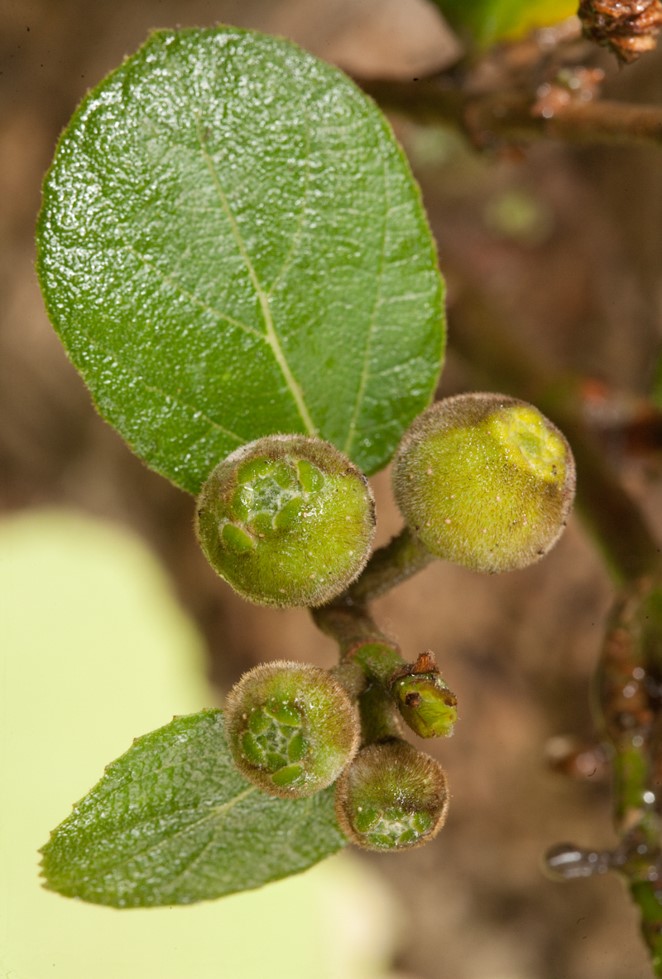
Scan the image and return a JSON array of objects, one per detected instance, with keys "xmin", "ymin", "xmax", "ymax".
[
  {"xmin": 225, "ymin": 661, "xmax": 361, "ymax": 798},
  {"xmin": 393, "ymin": 394, "xmax": 576, "ymax": 574},
  {"xmin": 196, "ymin": 435, "xmax": 376, "ymax": 606},
  {"xmin": 335, "ymin": 739, "xmax": 449, "ymax": 850}
]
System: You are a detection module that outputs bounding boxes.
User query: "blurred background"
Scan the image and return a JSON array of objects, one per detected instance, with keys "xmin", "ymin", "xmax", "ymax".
[{"xmin": 1, "ymin": 1, "xmax": 662, "ymax": 977}]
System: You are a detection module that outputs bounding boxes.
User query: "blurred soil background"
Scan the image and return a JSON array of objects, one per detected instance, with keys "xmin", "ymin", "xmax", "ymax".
[{"xmin": 2, "ymin": 0, "xmax": 662, "ymax": 976}]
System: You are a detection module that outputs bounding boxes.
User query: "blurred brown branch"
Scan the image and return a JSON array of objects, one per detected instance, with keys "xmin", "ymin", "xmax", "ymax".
[{"xmin": 358, "ymin": 76, "xmax": 662, "ymax": 150}]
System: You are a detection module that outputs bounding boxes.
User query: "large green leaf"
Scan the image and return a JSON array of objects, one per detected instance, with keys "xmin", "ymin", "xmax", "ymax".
[
  {"xmin": 432, "ymin": 0, "xmax": 577, "ymax": 46},
  {"xmin": 41, "ymin": 709, "xmax": 346, "ymax": 908},
  {"xmin": 37, "ymin": 27, "xmax": 445, "ymax": 493}
]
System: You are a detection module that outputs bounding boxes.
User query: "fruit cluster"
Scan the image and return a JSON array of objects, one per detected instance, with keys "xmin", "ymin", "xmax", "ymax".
[{"xmin": 196, "ymin": 396, "xmax": 575, "ymax": 850}]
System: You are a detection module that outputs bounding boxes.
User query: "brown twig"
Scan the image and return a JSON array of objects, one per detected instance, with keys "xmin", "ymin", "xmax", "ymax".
[{"xmin": 358, "ymin": 77, "xmax": 662, "ymax": 151}]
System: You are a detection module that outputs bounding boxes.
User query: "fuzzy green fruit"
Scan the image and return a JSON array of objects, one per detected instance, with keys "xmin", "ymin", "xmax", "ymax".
[
  {"xmin": 225, "ymin": 661, "xmax": 360, "ymax": 798},
  {"xmin": 335, "ymin": 739, "xmax": 449, "ymax": 850},
  {"xmin": 196, "ymin": 435, "xmax": 376, "ymax": 607},
  {"xmin": 393, "ymin": 393, "xmax": 576, "ymax": 574}
]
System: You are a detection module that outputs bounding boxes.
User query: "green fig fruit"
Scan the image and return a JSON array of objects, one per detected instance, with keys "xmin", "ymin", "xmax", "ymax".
[
  {"xmin": 196, "ymin": 435, "xmax": 376, "ymax": 606},
  {"xmin": 225, "ymin": 661, "xmax": 360, "ymax": 798},
  {"xmin": 393, "ymin": 393, "xmax": 576, "ymax": 574},
  {"xmin": 335, "ymin": 739, "xmax": 449, "ymax": 850}
]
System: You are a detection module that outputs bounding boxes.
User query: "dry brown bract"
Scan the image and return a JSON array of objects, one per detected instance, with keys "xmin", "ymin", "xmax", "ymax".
[{"xmin": 579, "ymin": 0, "xmax": 662, "ymax": 62}]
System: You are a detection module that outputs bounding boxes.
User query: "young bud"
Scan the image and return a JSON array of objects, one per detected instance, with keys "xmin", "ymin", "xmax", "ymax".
[
  {"xmin": 389, "ymin": 651, "xmax": 458, "ymax": 738},
  {"xmin": 196, "ymin": 435, "xmax": 376, "ymax": 607},
  {"xmin": 225, "ymin": 661, "xmax": 360, "ymax": 798},
  {"xmin": 393, "ymin": 393, "xmax": 576, "ymax": 574},
  {"xmin": 335, "ymin": 739, "xmax": 449, "ymax": 850}
]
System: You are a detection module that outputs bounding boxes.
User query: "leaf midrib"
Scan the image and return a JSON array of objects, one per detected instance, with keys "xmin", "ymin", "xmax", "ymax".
[
  {"xmin": 195, "ymin": 117, "xmax": 317, "ymax": 438},
  {"xmin": 343, "ymin": 148, "xmax": 389, "ymax": 458}
]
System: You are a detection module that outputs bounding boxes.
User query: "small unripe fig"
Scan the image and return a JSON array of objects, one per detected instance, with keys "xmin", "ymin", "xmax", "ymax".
[
  {"xmin": 335, "ymin": 739, "xmax": 449, "ymax": 850},
  {"xmin": 393, "ymin": 393, "xmax": 576, "ymax": 574},
  {"xmin": 389, "ymin": 651, "xmax": 458, "ymax": 738},
  {"xmin": 196, "ymin": 435, "xmax": 376, "ymax": 607},
  {"xmin": 225, "ymin": 661, "xmax": 360, "ymax": 798}
]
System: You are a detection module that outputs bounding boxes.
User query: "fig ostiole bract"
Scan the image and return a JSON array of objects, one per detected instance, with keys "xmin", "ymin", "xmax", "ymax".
[
  {"xmin": 224, "ymin": 661, "xmax": 361, "ymax": 798},
  {"xmin": 196, "ymin": 435, "xmax": 376, "ymax": 607},
  {"xmin": 393, "ymin": 393, "xmax": 576, "ymax": 574},
  {"xmin": 389, "ymin": 651, "xmax": 458, "ymax": 738}
]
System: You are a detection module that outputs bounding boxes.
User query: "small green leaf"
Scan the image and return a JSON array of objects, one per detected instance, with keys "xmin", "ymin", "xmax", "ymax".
[
  {"xmin": 431, "ymin": 0, "xmax": 577, "ymax": 46},
  {"xmin": 40, "ymin": 709, "xmax": 346, "ymax": 907},
  {"xmin": 37, "ymin": 27, "xmax": 445, "ymax": 493}
]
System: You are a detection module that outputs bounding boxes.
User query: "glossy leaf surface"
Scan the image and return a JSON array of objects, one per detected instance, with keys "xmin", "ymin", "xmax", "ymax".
[
  {"xmin": 37, "ymin": 28, "xmax": 445, "ymax": 492},
  {"xmin": 41, "ymin": 709, "xmax": 346, "ymax": 907}
]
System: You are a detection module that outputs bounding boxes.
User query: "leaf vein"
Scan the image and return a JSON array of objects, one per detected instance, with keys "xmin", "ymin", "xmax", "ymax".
[
  {"xmin": 195, "ymin": 116, "xmax": 317, "ymax": 437},
  {"xmin": 343, "ymin": 149, "xmax": 391, "ymax": 457},
  {"xmin": 126, "ymin": 244, "xmax": 264, "ymax": 341},
  {"xmin": 77, "ymin": 323, "xmax": 245, "ymax": 447},
  {"xmin": 77, "ymin": 787, "xmax": 256, "ymax": 880},
  {"xmin": 265, "ymin": 119, "xmax": 312, "ymax": 297}
]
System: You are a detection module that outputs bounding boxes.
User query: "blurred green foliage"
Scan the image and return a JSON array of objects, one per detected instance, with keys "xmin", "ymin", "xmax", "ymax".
[
  {"xmin": 431, "ymin": 0, "xmax": 578, "ymax": 46},
  {"xmin": 0, "ymin": 510, "xmax": 399, "ymax": 979}
]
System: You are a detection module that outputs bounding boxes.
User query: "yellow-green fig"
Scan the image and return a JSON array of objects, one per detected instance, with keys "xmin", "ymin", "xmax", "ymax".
[
  {"xmin": 225, "ymin": 661, "xmax": 360, "ymax": 798},
  {"xmin": 393, "ymin": 393, "xmax": 576, "ymax": 574},
  {"xmin": 196, "ymin": 435, "xmax": 376, "ymax": 606}
]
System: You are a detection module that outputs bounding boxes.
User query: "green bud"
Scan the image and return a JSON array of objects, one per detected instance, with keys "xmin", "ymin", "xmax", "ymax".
[
  {"xmin": 389, "ymin": 651, "xmax": 458, "ymax": 738},
  {"xmin": 393, "ymin": 393, "xmax": 576, "ymax": 574},
  {"xmin": 225, "ymin": 661, "xmax": 361, "ymax": 798},
  {"xmin": 196, "ymin": 435, "xmax": 376, "ymax": 607},
  {"xmin": 335, "ymin": 739, "xmax": 449, "ymax": 851}
]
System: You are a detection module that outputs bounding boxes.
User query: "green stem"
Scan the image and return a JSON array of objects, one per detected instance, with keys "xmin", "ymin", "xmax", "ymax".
[
  {"xmin": 344, "ymin": 527, "xmax": 434, "ymax": 605},
  {"xmin": 312, "ymin": 602, "xmax": 395, "ymax": 656},
  {"xmin": 312, "ymin": 603, "xmax": 405, "ymax": 680},
  {"xmin": 630, "ymin": 882, "xmax": 662, "ymax": 976},
  {"xmin": 312, "ymin": 529, "xmax": 435, "ymax": 662},
  {"xmin": 312, "ymin": 603, "xmax": 407, "ymax": 743},
  {"xmin": 597, "ymin": 577, "xmax": 662, "ymax": 971},
  {"xmin": 358, "ymin": 681, "xmax": 403, "ymax": 745},
  {"xmin": 350, "ymin": 642, "xmax": 405, "ymax": 685}
]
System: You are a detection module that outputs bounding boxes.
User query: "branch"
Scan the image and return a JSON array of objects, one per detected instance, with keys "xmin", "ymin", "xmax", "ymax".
[
  {"xmin": 343, "ymin": 526, "xmax": 433, "ymax": 606},
  {"xmin": 357, "ymin": 77, "xmax": 662, "ymax": 151},
  {"xmin": 596, "ymin": 577, "xmax": 662, "ymax": 974}
]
